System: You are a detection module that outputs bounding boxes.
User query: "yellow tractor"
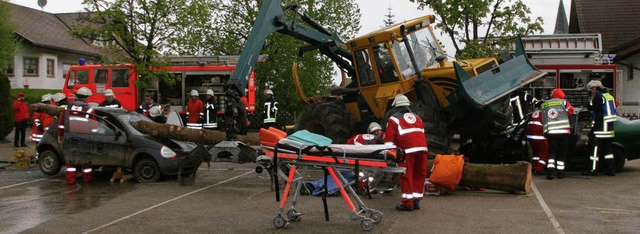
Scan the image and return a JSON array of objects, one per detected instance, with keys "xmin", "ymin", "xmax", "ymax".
[{"xmin": 225, "ymin": 0, "xmax": 544, "ymax": 157}]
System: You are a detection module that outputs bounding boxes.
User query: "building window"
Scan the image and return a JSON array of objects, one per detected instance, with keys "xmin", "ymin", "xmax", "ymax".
[
  {"xmin": 23, "ymin": 57, "xmax": 39, "ymax": 76},
  {"xmin": 46, "ymin": 59, "xmax": 55, "ymax": 77},
  {"xmin": 4, "ymin": 60, "xmax": 13, "ymax": 76}
]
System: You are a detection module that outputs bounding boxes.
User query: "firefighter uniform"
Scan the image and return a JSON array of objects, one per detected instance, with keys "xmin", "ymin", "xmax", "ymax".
[
  {"xmin": 58, "ymin": 87, "xmax": 95, "ymax": 184},
  {"xmin": 137, "ymin": 96, "xmax": 158, "ymax": 116},
  {"xmin": 541, "ymin": 89, "xmax": 573, "ymax": 180},
  {"xmin": 32, "ymin": 94, "xmax": 56, "ymax": 142},
  {"xmin": 588, "ymin": 82, "xmax": 617, "ymax": 175},
  {"xmin": 203, "ymin": 89, "xmax": 218, "ymax": 129},
  {"xmin": 525, "ymin": 108, "xmax": 548, "ymax": 174},
  {"xmin": 383, "ymin": 94, "xmax": 428, "ymax": 211},
  {"xmin": 98, "ymin": 89, "xmax": 122, "ymax": 108},
  {"xmin": 263, "ymin": 89, "xmax": 278, "ymax": 129},
  {"xmin": 186, "ymin": 90, "xmax": 204, "ymax": 129}
]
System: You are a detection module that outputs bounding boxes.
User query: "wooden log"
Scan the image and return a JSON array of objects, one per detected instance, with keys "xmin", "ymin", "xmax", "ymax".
[
  {"xmin": 458, "ymin": 161, "xmax": 532, "ymax": 194},
  {"xmin": 30, "ymin": 103, "xmax": 63, "ymax": 116},
  {"xmin": 130, "ymin": 120, "xmax": 259, "ymax": 146}
]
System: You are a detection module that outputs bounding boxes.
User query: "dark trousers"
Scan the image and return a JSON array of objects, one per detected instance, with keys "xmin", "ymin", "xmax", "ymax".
[
  {"xmin": 14, "ymin": 121, "xmax": 28, "ymax": 146},
  {"xmin": 546, "ymin": 134, "xmax": 569, "ymax": 175},
  {"xmin": 596, "ymin": 137, "xmax": 615, "ymax": 174}
]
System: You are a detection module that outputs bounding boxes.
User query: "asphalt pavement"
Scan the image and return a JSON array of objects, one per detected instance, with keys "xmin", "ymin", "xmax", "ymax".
[
  {"xmin": 1, "ymin": 155, "xmax": 639, "ymax": 233},
  {"xmin": 1, "ymin": 128, "xmax": 639, "ymax": 233}
]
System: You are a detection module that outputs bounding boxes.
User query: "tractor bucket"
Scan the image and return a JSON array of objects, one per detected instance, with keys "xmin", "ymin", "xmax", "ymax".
[{"xmin": 450, "ymin": 35, "xmax": 545, "ymax": 110}]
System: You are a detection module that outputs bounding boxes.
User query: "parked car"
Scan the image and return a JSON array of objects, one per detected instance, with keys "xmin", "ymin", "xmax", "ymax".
[
  {"xmin": 569, "ymin": 109, "xmax": 640, "ymax": 172},
  {"xmin": 36, "ymin": 107, "xmax": 204, "ymax": 183}
]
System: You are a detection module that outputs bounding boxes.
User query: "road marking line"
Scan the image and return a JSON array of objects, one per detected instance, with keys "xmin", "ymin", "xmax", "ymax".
[
  {"xmin": 531, "ymin": 181, "xmax": 565, "ymax": 234},
  {"xmin": 0, "ymin": 178, "xmax": 46, "ymax": 190},
  {"xmin": 585, "ymin": 207, "xmax": 640, "ymax": 213},
  {"xmin": 83, "ymin": 170, "xmax": 253, "ymax": 234}
]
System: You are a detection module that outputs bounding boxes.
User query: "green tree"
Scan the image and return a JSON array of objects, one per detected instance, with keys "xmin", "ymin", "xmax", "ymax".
[
  {"xmin": 72, "ymin": 0, "xmax": 213, "ymax": 89},
  {"xmin": 0, "ymin": 0, "xmax": 17, "ymax": 139},
  {"xmin": 201, "ymin": 0, "xmax": 361, "ymax": 112},
  {"xmin": 410, "ymin": 0, "xmax": 543, "ymax": 59}
]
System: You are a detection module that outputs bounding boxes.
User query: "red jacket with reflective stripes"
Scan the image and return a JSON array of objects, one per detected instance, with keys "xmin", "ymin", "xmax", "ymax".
[
  {"xmin": 347, "ymin": 134, "xmax": 383, "ymax": 145},
  {"xmin": 186, "ymin": 99, "xmax": 204, "ymax": 124},
  {"xmin": 525, "ymin": 110, "xmax": 546, "ymax": 140},
  {"xmin": 383, "ymin": 111, "xmax": 428, "ymax": 154},
  {"xmin": 58, "ymin": 101, "xmax": 95, "ymax": 137}
]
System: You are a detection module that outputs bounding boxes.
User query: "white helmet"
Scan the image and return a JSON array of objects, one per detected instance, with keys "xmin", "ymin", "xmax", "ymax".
[
  {"xmin": 53, "ymin": 93, "xmax": 66, "ymax": 102},
  {"xmin": 149, "ymin": 106, "xmax": 163, "ymax": 117},
  {"xmin": 391, "ymin": 94, "xmax": 410, "ymax": 107},
  {"xmin": 586, "ymin": 80, "xmax": 604, "ymax": 89},
  {"xmin": 368, "ymin": 122, "xmax": 382, "ymax": 134},
  {"xmin": 190, "ymin": 90, "xmax": 199, "ymax": 96},
  {"xmin": 265, "ymin": 89, "xmax": 273, "ymax": 95},
  {"xmin": 104, "ymin": 89, "xmax": 114, "ymax": 97},
  {"xmin": 76, "ymin": 87, "xmax": 93, "ymax": 97},
  {"xmin": 41, "ymin": 94, "xmax": 52, "ymax": 102},
  {"xmin": 206, "ymin": 89, "xmax": 214, "ymax": 96}
]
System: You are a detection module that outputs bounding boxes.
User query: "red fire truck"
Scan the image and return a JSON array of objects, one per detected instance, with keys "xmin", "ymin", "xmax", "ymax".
[{"xmin": 62, "ymin": 55, "xmax": 256, "ymax": 115}]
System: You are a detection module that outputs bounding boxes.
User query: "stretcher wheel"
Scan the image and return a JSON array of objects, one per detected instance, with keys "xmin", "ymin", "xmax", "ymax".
[
  {"xmin": 370, "ymin": 211, "xmax": 383, "ymax": 223},
  {"xmin": 255, "ymin": 166, "xmax": 263, "ymax": 174},
  {"xmin": 273, "ymin": 216, "xmax": 288, "ymax": 228},
  {"xmin": 287, "ymin": 209, "xmax": 302, "ymax": 222},
  {"xmin": 361, "ymin": 218, "xmax": 375, "ymax": 231}
]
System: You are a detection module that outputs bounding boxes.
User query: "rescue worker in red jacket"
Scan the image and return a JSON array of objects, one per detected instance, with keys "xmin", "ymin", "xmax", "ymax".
[
  {"xmin": 586, "ymin": 80, "xmax": 617, "ymax": 176},
  {"xmin": 383, "ymin": 94, "xmax": 428, "ymax": 211},
  {"xmin": 541, "ymin": 89, "xmax": 574, "ymax": 180},
  {"xmin": 32, "ymin": 94, "xmax": 56, "ymax": 143},
  {"xmin": 13, "ymin": 92, "xmax": 30, "ymax": 148},
  {"xmin": 186, "ymin": 90, "xmax": 204, "ymax": 129},
  {"xmin": 347, "ymin": 122, "xmax": 384, "ymax": 145},
  {"xmin": 58, "ymin": 87, "xmax": 95, "ymax": 184},
  {"xmin": 525, "ymin": 101, "xmax": 548, "ymax": 174}
]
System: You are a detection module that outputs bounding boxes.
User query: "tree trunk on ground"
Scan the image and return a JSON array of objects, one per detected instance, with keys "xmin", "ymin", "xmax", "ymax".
[
  {"xmin": 30, "ymin": 103, "xmax": 63, "ymax": 117},
  {"xmin": 458, "ymin": 161, "xmax": 532, "ymax": 194},
  {"xmin": 130, "ymin": 121, "xmax": 259, "ymax": 146}
]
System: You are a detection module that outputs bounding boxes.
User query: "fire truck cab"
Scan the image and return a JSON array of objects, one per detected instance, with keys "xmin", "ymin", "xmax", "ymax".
[{"xmin": 63, "ymin": 55, "xmax": 256, "ymax": 116}]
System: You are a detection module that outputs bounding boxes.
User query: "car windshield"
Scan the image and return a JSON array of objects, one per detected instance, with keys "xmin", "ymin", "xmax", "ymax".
[{"xmin": 115, "ymin": 111, "xmax": 153, "ymax": 136}]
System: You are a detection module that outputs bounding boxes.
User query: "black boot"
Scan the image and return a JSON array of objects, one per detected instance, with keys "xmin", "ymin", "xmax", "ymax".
[
  {"xmin": 395, "ymin": 203, "xmax": 414, "ymax": 211},
  {"xmin": 546, "ymin": 169, "xmax": 554, "ymax": 180},
  {"xmin": 557, "ymin": 170, "xmax": 565, "ymax": 179},
  {"xmin": 413, "ymin": 200, "xmax": 420, "ymax": 210}
]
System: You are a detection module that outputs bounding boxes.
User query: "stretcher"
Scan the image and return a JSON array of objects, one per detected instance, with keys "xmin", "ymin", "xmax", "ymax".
[{"xmin": 257, "ymin": 138, "xmax": 405, "ymax": 231}]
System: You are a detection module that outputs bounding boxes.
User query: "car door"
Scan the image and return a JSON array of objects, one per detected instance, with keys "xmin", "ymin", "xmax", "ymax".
[
  {"xmin": 63, "ymin": 112, "xmax": 127, "ymax": 166},
  {"xmin": 87, "ymin": 116, "xmax": 127, "ymax": 166}
]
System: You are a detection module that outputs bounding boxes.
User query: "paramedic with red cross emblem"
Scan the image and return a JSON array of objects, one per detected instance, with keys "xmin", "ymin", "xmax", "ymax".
[
  {"xmin": 383, "ymin": 94, "xmax": 428, "ymax": 211},
  {"xmin": 58, "ymin": 87, "xmax": 96, "ymax": 184},
  {"xmin": 541, "ymin": 89, "xmax": 574, "ymax": 180}
]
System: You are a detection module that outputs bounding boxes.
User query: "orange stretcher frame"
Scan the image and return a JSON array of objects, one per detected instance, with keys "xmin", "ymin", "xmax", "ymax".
[{"xmin": 263, "ymin": 145, "xmax": 405, "ymax": 231}]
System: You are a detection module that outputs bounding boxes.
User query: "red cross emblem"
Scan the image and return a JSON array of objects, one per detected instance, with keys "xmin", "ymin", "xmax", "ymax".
[
  {"xmin": 404, "ymin": 113, "xmax": 417, "ymax": 124},
  {"xmin": 548, "ymin": 109, "xmax": 558, "ymax": 119}
]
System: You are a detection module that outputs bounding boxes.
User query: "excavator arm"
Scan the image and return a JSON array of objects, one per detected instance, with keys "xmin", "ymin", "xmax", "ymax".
[
  {"xmin": 226, "ymin": 0, "xmax": 353, "ymax": 96},
  {"xmin": 224, "ymin": 0, "xmax": 354, "ymax": 138}
]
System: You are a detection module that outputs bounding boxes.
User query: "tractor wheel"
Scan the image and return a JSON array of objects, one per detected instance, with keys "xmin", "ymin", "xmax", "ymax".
[
  {"xmin": 413, "ymin": 81, "xmax": 453, "ymax": 157},
  {"xmin": 295, "ymin": 101, "xmax": 353, "ymax": 143}
]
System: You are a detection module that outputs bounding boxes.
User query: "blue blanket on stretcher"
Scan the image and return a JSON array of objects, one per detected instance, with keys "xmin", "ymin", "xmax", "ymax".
[{"xmin": 303, "ymin": 171, "xmax": 356, "ymax": 196}]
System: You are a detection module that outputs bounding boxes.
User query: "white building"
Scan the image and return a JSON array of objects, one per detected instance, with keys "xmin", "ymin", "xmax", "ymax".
[{"xmin": 5, "ymin": 4, "xmax": 100, "ymax": 90}]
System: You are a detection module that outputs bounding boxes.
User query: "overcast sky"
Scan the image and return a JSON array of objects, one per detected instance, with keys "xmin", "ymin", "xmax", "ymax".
[{"xmin": 11, "ymin": 0, "xmax": 570, "ymax": 82}]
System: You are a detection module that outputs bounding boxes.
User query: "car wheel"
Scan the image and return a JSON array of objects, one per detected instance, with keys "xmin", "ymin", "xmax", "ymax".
[
  {"xmin": 612, "ymin": 147, "xmax": 626, "ymax": 173},
  {"xmin": 39, "ymin": 150, "xmax": 62, "ymax": 176},
  {"xmin": 134, "ymin": 159, "xmax": 161, "ymax": 183}
]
